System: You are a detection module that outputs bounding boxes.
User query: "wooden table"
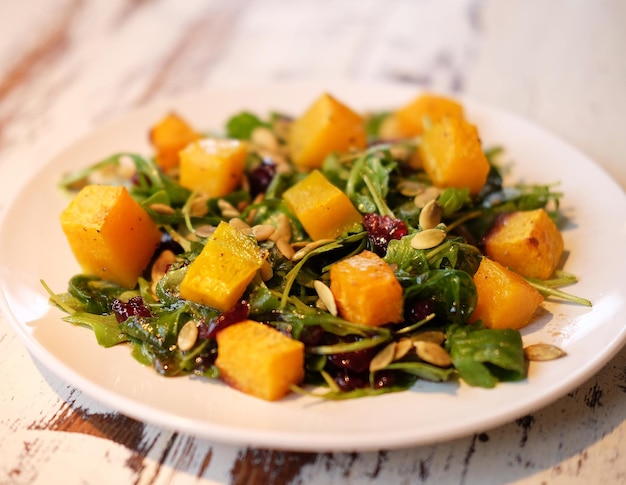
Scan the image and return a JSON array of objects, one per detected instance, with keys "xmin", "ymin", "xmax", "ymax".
[{"xmin": 1, "ymin": 1, "xmax": 625, "ymax": 483}]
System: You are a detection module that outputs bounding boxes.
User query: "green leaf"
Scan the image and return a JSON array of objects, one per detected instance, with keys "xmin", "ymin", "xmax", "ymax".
[
  {"xmin": 403, "ymin": 269, "xmax": 477, "ymax": 325},
  {"xmin": 346, "ymin": 150, "xmax": 397, "ymax": 216},
  {"xmin": 384, "ymin": 235, "xmax": 429, "ymax": 275},
  {"xmin": 438, "ymin": 188, "xmax": 471, "ymax": 217},
  {"xmin": 63, "ymin": 313, "xmax": 127, "ymax": 347},
  {"xmin": 66, "ymin": 275, "xmax": 129, "ymax": 314},
  {"xmin": 226, "ymin": 111, "xmax": 267, "ymax": 140},
  {"xmin": 446, "ymin": 324, "xmax": 526, "ymax": 388},
  {"xmin": 385, "ymin": 361, "xmax": 455, "ymax": 382}
]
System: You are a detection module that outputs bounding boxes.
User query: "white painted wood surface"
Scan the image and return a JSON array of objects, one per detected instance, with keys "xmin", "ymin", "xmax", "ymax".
[{"xmin": 1, "ymin": 1, "xmax": 624, "ymax": 483}]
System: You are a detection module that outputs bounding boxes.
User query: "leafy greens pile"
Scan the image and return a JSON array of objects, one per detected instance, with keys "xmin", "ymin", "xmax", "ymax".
[{"xmin": 48, "ymin": 104, "xmax": 588, "ymax": 400}]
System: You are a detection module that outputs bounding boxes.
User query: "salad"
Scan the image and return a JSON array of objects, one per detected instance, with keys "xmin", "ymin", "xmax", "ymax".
[{"xmin": 48, "ymin": 92, "xmax": 590, "ymax": 402}]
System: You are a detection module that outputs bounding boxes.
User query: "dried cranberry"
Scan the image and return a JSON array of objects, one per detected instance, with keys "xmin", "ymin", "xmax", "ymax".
[
  {"xmin": 198, "ymin": 300, "xmax": 250, "ymax": 340},
  {"xmin": 332, "ymin": 369, "xmax": 369, "ymax": 391},
  {"xmin": 111, "ymin": 296, "xmax": 152, "ymax": 323},
  {"xmin": 331, "ymin": 367, "xmax": 398, "ymax": 392},
  {"xmin": 298, "ymin": 325, "xmax": 325, "ymax": 346},
  {"xmin": 248, "ymin": 159, "xmax": 276, "ymax": 198},
  {"xmin": 327, "ymin": 345, "xmax": 379, "ymax": 373},
  {"xmin": 362, "ymin": 213, "xmax": 408, "ymax": 256},
  {"xmin": 372, "ymin": 370, "xmax": 398, "ymax": 389},
  {"xmin": 405, "ymin": 299, "xmax": 435, "ymax": 324}
]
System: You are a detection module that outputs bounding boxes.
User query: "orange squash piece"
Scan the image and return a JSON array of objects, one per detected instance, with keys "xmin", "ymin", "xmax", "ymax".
[
  {"xmin": 282, "ymin": 170, "xmax": 362, "ymax": 240},
  {"xmin": 482, "ymin": 209, "xmax": 564, "ymax": 279},
  {"xmin": 149, "ymin": 112, "xmax": 201, "ymax": 172},
  {"xmin": 469, "ymin": 257, "xmax": 544, "ymax": 330},
  {"xmin": 179, "ymin": 138, "xmax": 248, "ymax": 197},
  {"xmin": 287, "ymin": 93, "xmax": 367, "ymax": 169},
  {"xmin": 215, "ymin": 320, "xmax": 305, "ymax": 401},
  {"xmin": 180, "ymin": 221, "xmax": 263, "ymax": 311},
  {"xmin": 392, "ymin": 93, "xmax": 465, "ymax": 138},
  {"xmin": 60, "ymin": 185, "xmax": 162, "ymax": 288},
  {"xmin": 418, "ymin": 116, "xmax": 490, "ymax": 195},
  {"xmin": 330, "ymin": 250, "xmax": 404, "ymax": 327}
]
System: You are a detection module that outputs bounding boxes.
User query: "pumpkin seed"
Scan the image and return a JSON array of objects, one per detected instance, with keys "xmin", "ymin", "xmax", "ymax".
[
  {"xmin": 151, "ymin": 249, "xmax": 177, "ymax": 282},
  {"xmin": 389, "ymin": 144, "xmax": 412, "ymax": 162},
  {"xmin": 149, "ymin": 203, "xmax": 176, "ymax": 215},
  {"xmin": 218, "ymin": 199, "xmax": 240, "ymax": 219},
  {"xmin": 177, "ymin": 321, "xmax": 198, "ymax": 352},
  {"xmin": 398, "ymin": 180, "xmax": 425, "ymax": 197},
  {"xmin": 244, "ymin": 195, "xmax": 262, "ymax": 224},
  {"xmin": 370, "ymin": 342, "xmax": 397, "ymax": 372},
  {"xmin": 276, "ymin": 238, "xmax": 295, "ymax": 260},
  {"xmin": 251, "ymin": 224, "xmax": 276, "ymax": 241},
  {"xmin": 313, "ymin": 280, "xmax": 337, "ymax": 316},
  {"xmin": 414, "ymin": 341, "xmax": 452, "ymax": 367},
  {"xmin": 270, "ymin": 213, "xmax": 291, "ymax": 242},
  {"xmin": 251, "ymin": 126, "xmax": 281, "ymax": 153},
  {"xmin": 394, "ymin": 338, "xmax": 414, "ymax": 360},
  {"xmin": 272, "ymin": 154, "xmax": 292, "ymax": 174},
  {"xmin": 292, "ymin": 238, "xmax": 335, "ymax": 261},
  {"xmin": 150, "ymin": 249, "xmax": 177, "ymax": 298},
  {"xmin": 410, "ymin": 227, "xmax": 446, "ymax": 250},
  {"xmin": 259, "ymin": 260, "xmax": 273, "ymax": 281},
  {"xmin": 412, "ymin": 330, "xmax": 446, "ymax": 345},
  {"xmin": 190, "ymin": 193, "xmax": 209, "ymax": 217},
  {"xmin": 414, "ymin": 186, "xmax": 441, "ymax": 208},
  {"xmin": 524, "ymin": 343, "xmax": 567, "ymax": 361},
  {"xmin": 419, "ymin": 199, "xmax": 443, "ymax": 229},
  {"xmin": 195, "ymin": 225, "xmax": 216, "ymax": 238},
  {"xmin": 228, "ymin": 217, "xmax": 250, "ymax": 231}
]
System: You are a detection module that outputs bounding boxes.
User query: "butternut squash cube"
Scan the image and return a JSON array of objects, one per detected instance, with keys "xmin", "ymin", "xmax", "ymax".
[
  {"xmin": 418, "ymin": 116, "xmax": 490, "ymax": 195},
  {"xmin": 179, "ymin": 138, "xmax": 248, "ymax": 197},
  {"xmin": 180, "ymin": 221, "xmax": 263, "ymax": 311},
  {"xmin": 149, "ymin": 112, "xmax": 201, "ymax": 172},
  {"xmin": 215, "ymin": 320, "xmax": 305, "ymax": 401},
  {"xmin": 469, "ymin": 257, "xmax": 544, "ymax": 330},
  {"xmin": 60, "ymin": 185, "xmax": 162, "ymax": 288},
  {"xmin": 287, "ymin": 93, "xmax": 367, "ymax": 169},
  {"xmin": 282, "ymin": 170, "xmax": 362, "ymax": 240},
  {"xmin": 393, "ymin": 93, "xmax": 465, "ymax": 138},
  {"xmin": 330, "ymin": 250, "xmax": 404, "ymax": 327},
  {"xmin": 483, "ymin": 209, "xmax": 564, "ymax": 279}
]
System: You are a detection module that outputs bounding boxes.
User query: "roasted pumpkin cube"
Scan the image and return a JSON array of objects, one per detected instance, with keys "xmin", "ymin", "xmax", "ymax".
[
  {"xmin": 330, "ymin": 250, "xmax": 404, "ymax": 327},
  {"xmin": 180, "ymin": 222, "xmax": 263, "ymax": 311},
  {"xmin": 469, "ymin": 257, "xmax": 544, "ymax": 330},
  {"xmin": 179, "ymin": 138, "xmax": 248, "ymax": 197},
  {"xmin": 392, "ymin": 93, "xmax": 465, "ymax": 138},
  {"xmin": 287, "ymin": 93, "xmax": 367, "ymax": 169},
  {"xmin": 149, "ymin": 112, "xmax": 201, "ymax": 172},
  {"xmin": 60, "ymin": 185, "xmax": 162, "ymax": 288},
  {"xmin": 483, "ymin": 209, "xmax": 564, "ymax": 279},
  {"xmin": 418, "ymin": 116, "xmax": 490, "ymax": 195},
  {"xmin": 215, "ymin": 320, "xmax": 305, "ymax": 401},
  {"xmin": 282, "ymin": 170, "xmax": 362, "ymax": 240}
]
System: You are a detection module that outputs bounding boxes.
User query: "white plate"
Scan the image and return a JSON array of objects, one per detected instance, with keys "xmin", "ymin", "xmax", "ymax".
[{"xmin": 1, "ymin": 82, "xmax": 625, "ymax": 452}]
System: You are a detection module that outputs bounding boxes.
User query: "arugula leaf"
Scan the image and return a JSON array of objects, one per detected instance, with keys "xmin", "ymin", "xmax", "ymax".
[
  {"xmin": 438, "ymin": 188, "xmax": 471, "ymax": 217},
  {"xmin": 446, "ymin": 324, "xmax": 526, "ymax": 388},
  {"xmin": 66, "ymin": 275, "xmax": 129, "ymax": 314},
  {"xmin": 403, "ymin": 269, "xmax": 477, "ymax": 325},
  {"xmin": 63, "ymin": 313, "xmax": 127, "ymax": 347},
  {"xmin": 345, "ymin": 150, "xmax": 397, "ymax": 216},
  {"xmin": 226, "ymin": 111, "xmax": 267, "ymax": 140},
  {"xmin": 384, "ymin": 235, "xmax": 429, "ymax": 276},
  {"xmin": 385, "ymin": 361, "xmax": 455, "ymax": 382}
]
